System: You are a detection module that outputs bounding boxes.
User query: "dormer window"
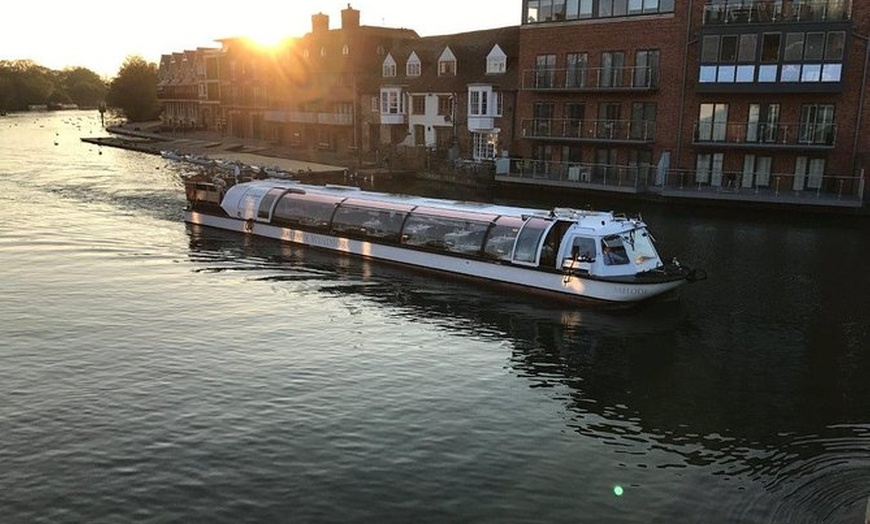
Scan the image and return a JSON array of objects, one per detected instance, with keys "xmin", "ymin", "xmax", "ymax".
[
  {"xmin": 487, "ymin": 44, "xmax": 507, "ymax": 74},
  {"xmin": 438, "ymin": 47, "xmax": 457, "ymax": 76},
  {"xmin": 383, "ymin": 54, "xmax": 397, "ymax": 77},
  {"xmin": 406, "ymin": 52, "xmax": 421, "ymax": 77}
]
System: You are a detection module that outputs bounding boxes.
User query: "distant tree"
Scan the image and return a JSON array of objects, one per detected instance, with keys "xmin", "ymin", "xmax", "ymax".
[
  {"xmin": 0, "ymin": 60, "xmax": 106, "ymax": 110},
  {"xmin": 106, "ymin": 55, "xmax": 159, "ymax": 122},
  {"xmin": 60, "ymin": 67, "xmax": 107, "ymax": 108}
]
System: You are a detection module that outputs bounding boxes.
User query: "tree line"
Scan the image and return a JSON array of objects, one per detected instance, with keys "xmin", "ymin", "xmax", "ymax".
[{"xmin": 0, "ymin": 56, "xmax": 159, "ymax": 122}]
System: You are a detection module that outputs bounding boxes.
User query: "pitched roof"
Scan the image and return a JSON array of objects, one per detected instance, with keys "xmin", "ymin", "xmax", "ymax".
[{"xmin": 383, "ymin": 26, "xmax": 520, "ymax": 92}]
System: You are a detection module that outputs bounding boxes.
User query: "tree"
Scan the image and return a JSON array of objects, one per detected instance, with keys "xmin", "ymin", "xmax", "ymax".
[
  {"xmin": 106, "ymin": 55, "xmax": 159, "ymax": 122},
  {"xmin": 0, "ymin": 60, "xmax": 106, "ymax": 110},
  {"xmin": 60, "ymin": 67, "xmax": 107, "ymax": 108}
]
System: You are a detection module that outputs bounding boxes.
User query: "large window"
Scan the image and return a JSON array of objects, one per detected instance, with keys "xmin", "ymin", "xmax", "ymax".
[
  {"xmin": 472, "ymin": 132, "xmax": 499, "ymax": 160},
  {"xmin": 799, "ymin": 104, "xmax": 835, "ymax": 145},
  {"xmin": 380, "ymin": 88, "xmax": 405, "ymax": 115},
  {"xmin": 698, "ymin": 103, "xmax": 729, "ymax": 142},
  {"xmin": 535, "ymin": 54, "xmax": 556, "ymax": 88},
  {"xmin": 526, "ymin": 0, "xmax": 673, "ymax": 22},
  {"xmin": 700, "ymin": 29, "xmax": 846, "ymax": 85},
  {"xmin": 601, "ymin": 52, "xmax": 625, "ymax": 88},
  {"xmin": 566, "ymin": 52, "xmax": 588, "ymax": 88},
  {"xmin": 533, "ymin": 102, "xmax": 555, "ymax": 136},
  {"xmin": 412, "ymin": 95, "xmax": 426, "ymax": 116},
  {"xmin": 634, "ymin": 49, "xmax": 659, "ymax": 87}
]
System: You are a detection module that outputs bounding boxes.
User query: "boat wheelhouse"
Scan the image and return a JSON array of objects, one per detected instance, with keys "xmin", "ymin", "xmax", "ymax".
[{"xmin": 184, "ymin": 178, "xmax": 704, "ymax": 304}]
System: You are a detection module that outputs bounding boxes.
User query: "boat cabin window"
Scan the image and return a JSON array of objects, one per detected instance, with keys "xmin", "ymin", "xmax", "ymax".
[
  {"xmin": 571, "ymin": 236, "xmax": 597, "ymax": 261},
  {"xmin": 626, "ymin": 228, "xmax": 659, "ymax": 264},
  {"xmin": 601, "ymin": 235, "xmax": 630, "ymax": 265},
  {"xmin": 258, "ymin": 188, "xmax": 286, "ymax": 219},
  {"xmin": 513, "ymin": 217, "xmax": 552, "ymax": 264},
  {"xmin": 273, "ymin": 193, "xmax": 341, "ymax": 229},
  {"xmin": 483, "ymin": 216, "xmax": 523, "ymax": 260},
  {"xmin": 332, "ymin": 202, "xmax": 410, "ymax": 240},
  {"xmin": 402, "ymin": 213, "xmax": 491, "ymax": 255}
]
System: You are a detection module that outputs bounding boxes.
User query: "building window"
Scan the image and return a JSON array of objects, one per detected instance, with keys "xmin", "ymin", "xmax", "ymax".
[
  {"xmin": 383, "ymin": 55, "xmax": 397, "ymax": 77},
  {"xmin": 634, "ymin": 49, "xmax": 659, "ymax": 88},
  {"xmin": 437, "ymin": 95, "xmax": 454, "ymax": 117},
  {"xmin": 469, "ymin": 88, "xmax": 490, "ymax": 116},
  {"xmin": 601, "ymin": 51, "xmax": 625, "ymax": 88},
  {"xmin": 701, "ymin": 30, "xmax": 845, "ymax": 85},
  {"xmin": 597, "ymin": 102, "xmax": 621, "ymax": 138},
  {"xmin": 371, "ymin": 96, "xmax": 379, "ymax": 112},
  {"xmin": 794, "ymin": 157, "xmax": 825, "ymax": 190},
  {"xmin": 535, "ymin": 54, "xmax": 556, "ymax": 88},
  {"xmin": 564, "ymin": 102, "xmax": 585, "ymax": 137},
  {"xmin": 380, "ymin": 88, "xmax": 405, "ymax": 115},
  {"xmin": 412, "ymin": 95, "xmax": 426, "ymax": 115},
  {"xmin": 439, "ymin": 47, "xmax": 458, "ymax": 76},
  {"xmin": 472, "ymin": 132, "xmax": 499, "ymax": 160},
  {"xmin": 742, "ymin": 154, "xmax": 772, "ymax": 188},
  {"xmin": 630, "ymin": 102, "xmax": 656, "ymax": 140},
  {"xmin": 342, "ymin": 45, "xmax": 349, "ymax": 56},
  {"xmin": 799, "ymin": 104, "xmax": 835, "ymax": 145},
  {"xmin": 696, "ymin": 153, "xmax": 724, "ymax": 185},
  {"xmin": 566, "ymin": 52, "xmax": 588, "ymax": 88},
  {"xmin": 746, "ymin": 103, "xmax": 779, "ymax": 143},
  {"xmin": 407, "ymin": 52, "xmax": 421, "ymax": 77},
  {"xmin": 698, "ymin": 103, "xmax": 729, "ymax": 142},
  {"xmin": 487, "ymin": 45, "xmax": 507, "ymax": 74},
  {"xmin": 533, "ymin": 102, "xmax": 554, "ymax": 136}
]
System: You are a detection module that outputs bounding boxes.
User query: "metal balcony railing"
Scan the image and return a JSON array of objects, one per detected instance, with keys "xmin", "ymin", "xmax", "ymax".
[
  {"xmin": 494, "ymin": 158, "xmax": 865, "ymax": 206},
  {"xmin": 703, "ymin": 0, "xmax": 851, "ymax": 25},
  {"xmin": 522, "ymin": 118, "xmax": 656, "ymax": 142},
  {"xmin": 522, "ymin": 66, "xmax": 658, "ymax": 91},
  {"xmin": 692, "ymin": 121, "xmax": 837, "ymax": 147}
]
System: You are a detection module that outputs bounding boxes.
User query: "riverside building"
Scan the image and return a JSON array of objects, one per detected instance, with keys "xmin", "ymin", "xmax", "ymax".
[{"xmin": 156, "ymin": 1, "xmax": 868, "ymax": 209}]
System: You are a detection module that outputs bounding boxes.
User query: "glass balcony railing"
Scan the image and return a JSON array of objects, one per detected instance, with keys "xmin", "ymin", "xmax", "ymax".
[
  {"xmin": 522, "ymin": 66, "xmax": 658, "ymax": 91},
  {"xmin": 703, "ymin": 0, "xmax": 851, "ymax": 25},
  {"xmin": 521, "ymin": 118, "xmax": 656, "ymax": 142},
  {"xmin": 692, "ymin": 121, "xmax": 837, "ymax": 147}
]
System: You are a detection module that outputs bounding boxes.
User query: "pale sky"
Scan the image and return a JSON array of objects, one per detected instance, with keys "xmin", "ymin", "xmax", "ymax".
[{"xmin": 1, "ymin": 1, "xmax": 520, "ymax": 78}]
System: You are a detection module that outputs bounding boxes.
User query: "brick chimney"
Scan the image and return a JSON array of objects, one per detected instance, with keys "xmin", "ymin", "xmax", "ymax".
[
  {"xmin": 341, "ymin": 4, "xmax": 360, "ymax": 30},
  {"xmin": 312, "ymin": 12, "xmax": 329, "ymax": 34}
]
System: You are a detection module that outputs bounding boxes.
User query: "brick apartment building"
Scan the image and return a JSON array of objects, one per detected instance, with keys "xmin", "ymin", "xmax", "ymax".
[
  {"xmin": 157, "ymin": 1, "xmax": 868, "ymax": 208},
  {"xmin": 508, "ymin": 0, "xmax": 868, "ymax": 207}
]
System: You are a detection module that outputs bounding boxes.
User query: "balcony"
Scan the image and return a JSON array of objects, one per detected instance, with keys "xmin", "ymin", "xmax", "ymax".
[
  {"xmin": 493, "ymin": 158, "xmax": 865, "ymax": 207},
  {"xmin": 521, "ymin": 118, "xmax": 656, "ymax": 143},
  {"xmin": 522, "ymin": 66, "xmax": 658, "ymax": 92},
  {"xmin": 703, "ymin": 0, "xmax": 851, "ymax": 25},
  {"xmin": 692, "ymin": 121, "xmax": 837, "ymax": 149},
  {"xmin": 264, "ymin": 111, "xmax": 353, "ymax": 126}
]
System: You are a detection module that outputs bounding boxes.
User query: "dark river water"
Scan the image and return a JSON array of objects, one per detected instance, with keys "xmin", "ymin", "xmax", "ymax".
[{"xmin": 2, "ymin": 111, "xmax": 869, "ymax": 523}]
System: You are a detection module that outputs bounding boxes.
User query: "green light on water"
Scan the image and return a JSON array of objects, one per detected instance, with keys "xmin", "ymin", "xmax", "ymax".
[{"xmin": 613, "ymin": 485, "xmax": 624, "ymax": 497}]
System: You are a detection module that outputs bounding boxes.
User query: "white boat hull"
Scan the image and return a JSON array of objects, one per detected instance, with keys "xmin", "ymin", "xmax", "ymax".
[{"xmin": 184, "ymin": 210, "xmax": 687, "ymax": 304}]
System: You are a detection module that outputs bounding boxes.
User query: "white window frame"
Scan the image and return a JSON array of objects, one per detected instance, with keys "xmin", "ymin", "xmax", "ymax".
[
  {"xmin": 486, "ymin": 45, "xmax": 507, "ymax": 74},
  {"xmin": 380, "ymin": 88, "xmax": 405, "ymax": 116},
  {"xmin": 383, "ymin": 54, "xmax": 397, "ymax": 78},
  {"xmin": 406, "ymin": 52, "xmax": 421, "ymax": 77}
]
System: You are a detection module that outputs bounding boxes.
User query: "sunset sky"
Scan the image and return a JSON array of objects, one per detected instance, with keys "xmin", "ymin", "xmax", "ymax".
[{"xmin": 1, "ymin": 0, "xmax": 520, "ymax": 78}]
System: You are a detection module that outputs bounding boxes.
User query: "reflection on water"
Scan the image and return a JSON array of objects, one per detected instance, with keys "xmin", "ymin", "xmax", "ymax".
[
  {"xmin": 187, "ymin": 224, "xmax": 870, "ymax": 523},
  {"xmin": 2, "ymin": 111, "xmax": 870, "ymax": 523}
]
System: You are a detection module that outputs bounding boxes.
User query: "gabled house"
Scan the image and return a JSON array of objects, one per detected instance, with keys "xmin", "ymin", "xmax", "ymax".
[{"xmin": 378, "ymin": 26, "xmax": 520, "ymax": 163}]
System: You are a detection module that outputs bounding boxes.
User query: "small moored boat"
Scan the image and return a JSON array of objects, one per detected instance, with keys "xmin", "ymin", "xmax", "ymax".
[{"xmin": 183, "ymin": 178, "xmax": 704, "ymax": 304}]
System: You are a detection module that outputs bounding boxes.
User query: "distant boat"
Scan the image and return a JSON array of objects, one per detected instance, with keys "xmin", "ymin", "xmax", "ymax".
[{"xmin": 184, "ymin": 178, "xmax": 706, "ymax": 304}]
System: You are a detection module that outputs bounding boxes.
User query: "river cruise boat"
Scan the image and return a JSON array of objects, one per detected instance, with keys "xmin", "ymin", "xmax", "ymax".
[{"xmin": 184, "ymin": 178, "xmax": 704, "ymax": 304}]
